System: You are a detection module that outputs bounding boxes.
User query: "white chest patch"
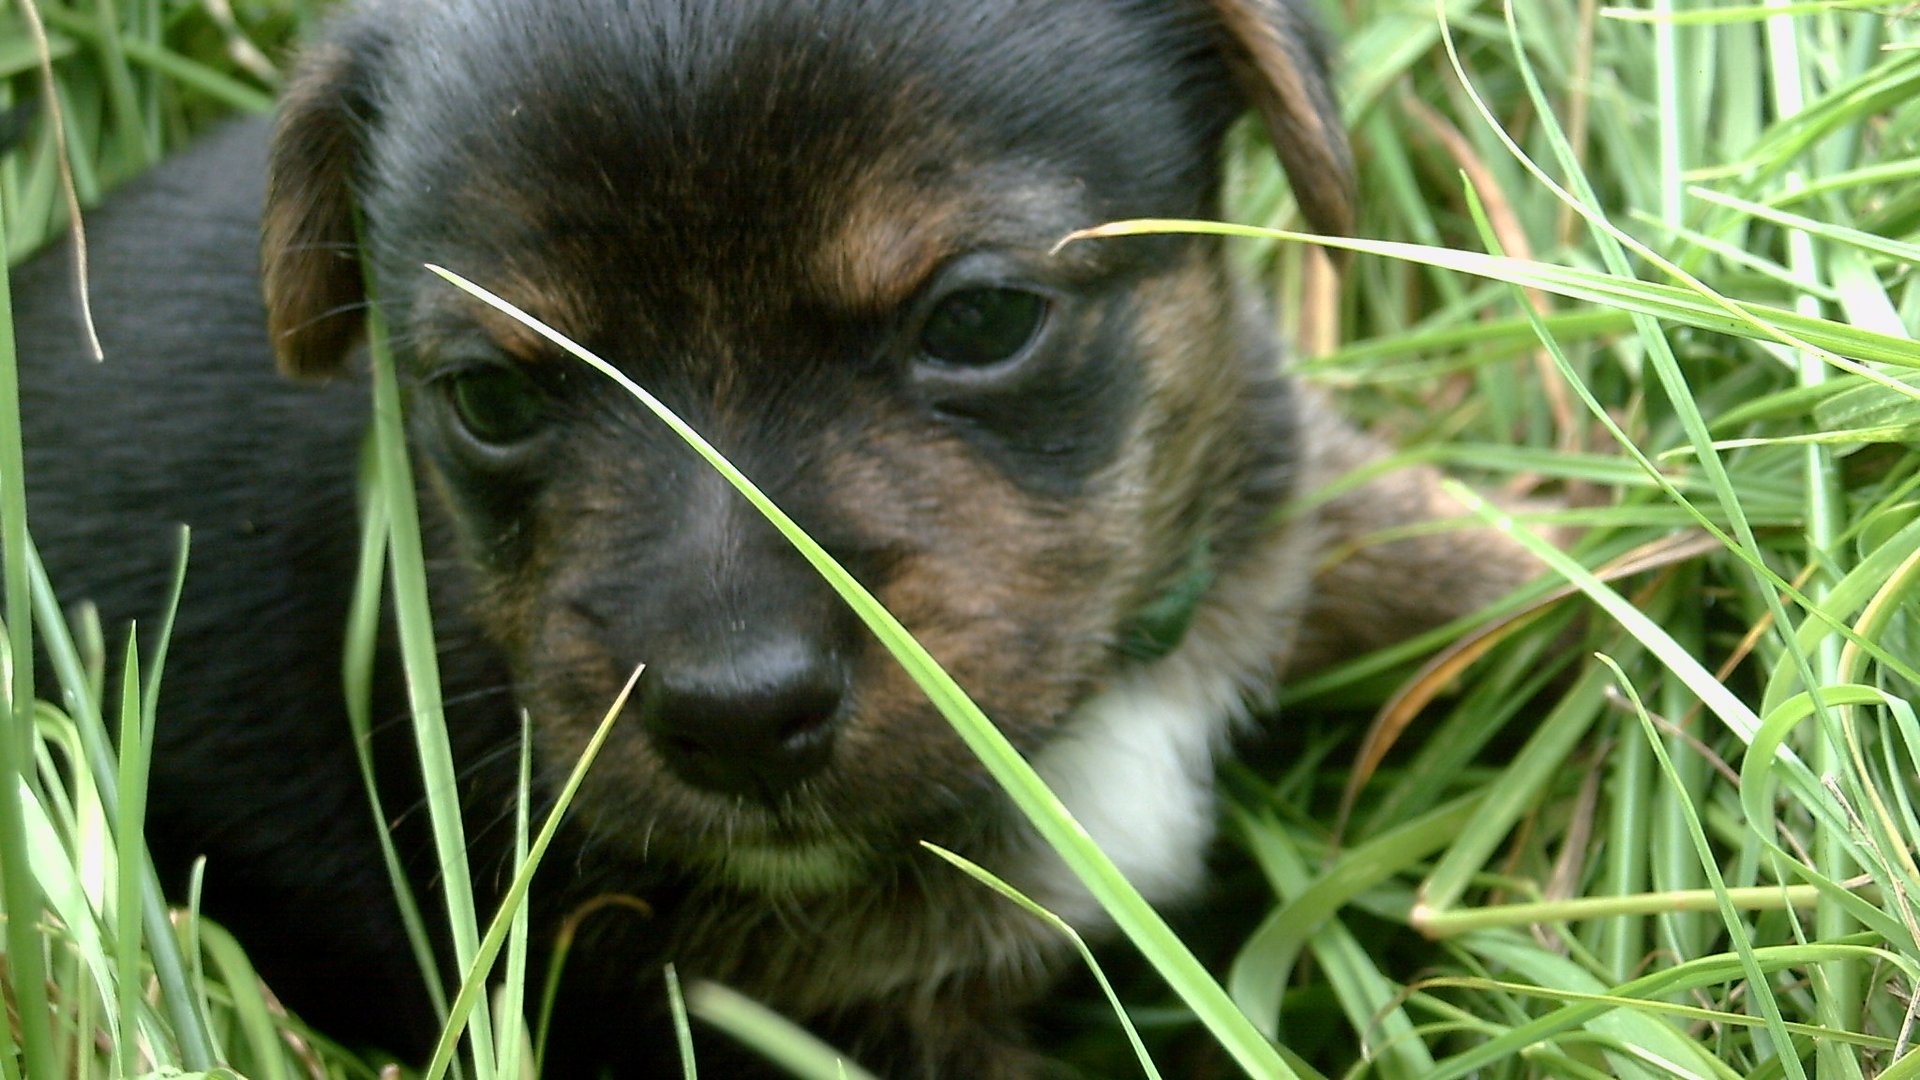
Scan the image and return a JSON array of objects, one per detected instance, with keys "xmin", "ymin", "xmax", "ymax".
[
  {"xmin": 1009, "ymin": 520, "xmax": 1313, "ymax": 933},
  {"xmin": 1020, "ymin": 642, "xmax": 1261, "ymax": 930}
]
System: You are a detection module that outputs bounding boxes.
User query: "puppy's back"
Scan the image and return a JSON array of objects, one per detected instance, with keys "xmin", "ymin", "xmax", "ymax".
[{"xmin": 12, "ymin": 117, "xmax": 443, "ymax": 1052}]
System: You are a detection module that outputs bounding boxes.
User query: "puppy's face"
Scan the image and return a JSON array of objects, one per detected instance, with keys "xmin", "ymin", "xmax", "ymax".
[{"xmin": 264, "ymin": 0, "xmax": 1351, "ymax": 890}]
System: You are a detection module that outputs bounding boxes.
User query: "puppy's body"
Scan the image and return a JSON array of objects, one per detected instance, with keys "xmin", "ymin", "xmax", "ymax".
[
  {"xmin": 15, "ymin": 2, "xmax": 1540, "ymax": 1075},
  {"xmin": 16, "ymin": 121, "xmax": 471, "ymax": 1048}
]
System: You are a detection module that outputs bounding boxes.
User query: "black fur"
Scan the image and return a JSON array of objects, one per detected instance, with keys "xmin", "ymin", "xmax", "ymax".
[
  {"xmin": 13, "ymin": 2, "xmax": 1353, "ymax": 1075},
  {"xmin": 16, "ymin": 122, "xmax": 459, "ymax": 1048}
]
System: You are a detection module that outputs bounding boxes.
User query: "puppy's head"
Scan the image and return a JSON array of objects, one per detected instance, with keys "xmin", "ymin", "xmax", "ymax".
[{"xmin": 262, "ymin": 0, "xmax": 1352, "ymax": 891}]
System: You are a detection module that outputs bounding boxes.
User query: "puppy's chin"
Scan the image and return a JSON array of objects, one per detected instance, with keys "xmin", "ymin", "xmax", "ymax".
[
  {"xmin": 696, "ymin": 839, "xmax": 869, "ymax": 895},
  {"xmin": 553, "ymin": 751, "xmax": 937, "ymax": 890}
]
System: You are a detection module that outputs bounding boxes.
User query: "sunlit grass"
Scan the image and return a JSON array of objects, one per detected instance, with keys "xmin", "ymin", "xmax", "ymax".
[{"xmin": 2, "ymin": 0, "xmax": 1917, "ymax": 1077}]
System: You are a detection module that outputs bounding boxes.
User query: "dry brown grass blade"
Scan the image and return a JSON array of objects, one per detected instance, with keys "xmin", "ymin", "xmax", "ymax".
[
  {"xmin": 1297, "ymin": 247, "xmax": 1343, "ymax": 359},
  {"xmin": 1400, "ymin": 89, "xmax": 1580, "ymax": 451},
  {"xmin": 1333, "ymin": 529, "xmax": 1726, "ymax": 842},
  {"xmin": 21, "ymin": 0, "xmax": 103, "ymax": 361}
]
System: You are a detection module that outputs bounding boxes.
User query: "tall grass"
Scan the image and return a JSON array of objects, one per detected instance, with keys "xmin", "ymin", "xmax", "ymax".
[
  {"xmin": 1190, "ymin": 3, "xmax": 1920, "ymax": 1077},
  {"xmin": 3, "ymin": 0, "xmax": 1917, "ymax": 1077}
]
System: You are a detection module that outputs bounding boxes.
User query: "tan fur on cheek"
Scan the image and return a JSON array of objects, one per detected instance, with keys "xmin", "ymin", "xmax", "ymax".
[
  {"xmin": 1079, "ymin": 250, "xmax": 1264, "ymax": 624},
  {"xmin": 829, "ymin": 423, "xmax": 1120, "ymax": 744},
  {"xmin": 1130, "ymin": 253, "xmax": 1247, "ymax": 481}
]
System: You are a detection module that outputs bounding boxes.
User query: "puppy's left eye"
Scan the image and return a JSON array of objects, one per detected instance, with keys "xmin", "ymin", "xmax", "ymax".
[
  {"xmin": 919, "ymin": 288, "xmax": 1048, "ymax": 368},
  {"xmin": 445, "ymin": 365, "xmax": 549, "ymax": 446}
]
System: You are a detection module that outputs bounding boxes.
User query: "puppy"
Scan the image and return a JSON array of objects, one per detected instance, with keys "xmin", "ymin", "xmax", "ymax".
[{"xmin": 14, "ymin": 0, "xmax": 1545, "ymax": 1075}]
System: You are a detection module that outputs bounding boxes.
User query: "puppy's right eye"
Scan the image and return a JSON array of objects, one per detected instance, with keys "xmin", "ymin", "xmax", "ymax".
[
  {"xmin": 919, "ymin": 287, "xmax": 1048, "ymax": 368},
  {"xmin": 446, "ymin": 365, "xmax": 548, "ymax": 446}
]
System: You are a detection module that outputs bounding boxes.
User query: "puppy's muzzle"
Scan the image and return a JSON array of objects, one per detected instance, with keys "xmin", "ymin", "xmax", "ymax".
[{"xmin": 638, "ymin": 634, "xmax": 846, "ymax": 803}]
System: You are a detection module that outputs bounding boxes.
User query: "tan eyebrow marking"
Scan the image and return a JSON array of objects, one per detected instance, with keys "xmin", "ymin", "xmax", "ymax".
[
  {"xmin": 814, "ymin": 158, "xmax": 1109, "ymax": 316},
  {"xmin": 814, "ymin": 181, "xmax": 961, "ymax": 315},
  {"xmin": 449, "ymin": 272, "xmax": 594, "ymax": 363}
]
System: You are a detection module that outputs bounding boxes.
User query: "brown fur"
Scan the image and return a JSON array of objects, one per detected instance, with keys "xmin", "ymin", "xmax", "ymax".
[
  {"xmin": 1211, "ymin": 0, "xmax": 1356, "ymax": 239},
  {"xmin": 1286, "ymin": 396, "xmax": 1550, "ymax": 676},
  {"xmin": 261, "ymin": 39, "xmax": 376, "ymax": 377}
]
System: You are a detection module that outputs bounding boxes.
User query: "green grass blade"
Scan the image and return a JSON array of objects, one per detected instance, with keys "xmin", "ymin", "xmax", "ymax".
[
  {"xmin": 921, "ymin": 843, "xmax": 1165, "ymax": 1080},
  {"xmin": 342, "ymin": 439, "xmax": 452, "ymax": 1028},
  {"xmin": 1072, "ymin": 221, "xmax": 1920, "ymax": 376},
  {"xmin": 420, "ymin": 669, "xmax": 635, "ymax": 1080},
  {"xmin": 684, "ymin": 982, "xmax": 879, "ymax": 1080},
  {"xmin": 364, "ymin": 274, "xmax": 496, "ymax": 1080},
  {"xmin": 666, "ymin": 964, "xmax": 698, "ymax": 1080},
  {"xmin": 425, "ymin": 263, "xmax": 1299, "ymax": 1080},
  {"xmin": 0, "ymin": 145, "xmax": 60, "ymax": 1080}
]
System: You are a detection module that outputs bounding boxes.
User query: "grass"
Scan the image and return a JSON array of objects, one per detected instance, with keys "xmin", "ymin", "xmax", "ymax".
[{"xmin": 4, "ymin": 0, "xmax": 1919, "ymax": 1077}]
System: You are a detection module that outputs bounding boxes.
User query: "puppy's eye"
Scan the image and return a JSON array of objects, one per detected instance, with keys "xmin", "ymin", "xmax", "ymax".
[
  {"xmin": 919, "ymin": 288, "xmax": 1047, "ymax": 368},
  {"xmin": 446, "ymin": 365, "xmax": 548, "ymax": 446}
]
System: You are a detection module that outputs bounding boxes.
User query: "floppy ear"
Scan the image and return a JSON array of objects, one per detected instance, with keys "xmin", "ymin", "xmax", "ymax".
[
  {"xmin": 1209, "ymin": 0, "xmax": 1356, "ymax": 239},
  {"xmin": 261, "ymin": 20, "xmax": 389, "ymax": 379}
]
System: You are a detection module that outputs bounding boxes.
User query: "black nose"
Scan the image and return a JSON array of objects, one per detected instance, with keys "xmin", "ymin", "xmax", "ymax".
[{"xmin": 639, "ymin": 636, "xmax": 844, "ymax": 804}]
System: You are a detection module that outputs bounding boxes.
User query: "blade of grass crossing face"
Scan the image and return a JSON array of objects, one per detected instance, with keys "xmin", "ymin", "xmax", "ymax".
[
  {"xmin": 685, "ymin": 981, "xmax": 879, "ymax": 1080},
  {"xmin": 426, "ymin": 264, "xmax": 1299, "ymax": 1080},
  {"xmin": 489, "ymin": 716, "xmax": 535, "ymax": 1077}
]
